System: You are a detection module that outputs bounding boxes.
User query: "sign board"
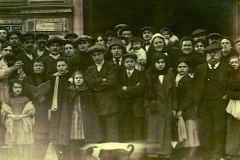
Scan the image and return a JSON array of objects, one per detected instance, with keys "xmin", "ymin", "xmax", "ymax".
[{"xmin": 0, "ymin": 25, "xmax": 22, "ymax": 32}]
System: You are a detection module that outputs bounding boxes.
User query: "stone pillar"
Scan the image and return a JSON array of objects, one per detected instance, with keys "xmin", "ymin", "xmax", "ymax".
[{"xmin": 73, "ymin": 0, "xmax": 83, "ymax": 35}]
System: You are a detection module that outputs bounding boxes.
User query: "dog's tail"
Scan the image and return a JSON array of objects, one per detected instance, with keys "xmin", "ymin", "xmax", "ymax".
[{"xmin": 127, "ymin": 144, "xmax": 134, "ymax": 155}]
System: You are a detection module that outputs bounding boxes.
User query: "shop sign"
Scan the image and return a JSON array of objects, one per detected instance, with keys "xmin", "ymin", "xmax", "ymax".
[{"xmin": 35, "ymin": 18, "xmax": 67, "ymax": 32}]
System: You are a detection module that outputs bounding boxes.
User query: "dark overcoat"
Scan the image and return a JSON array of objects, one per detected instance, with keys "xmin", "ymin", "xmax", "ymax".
[
  {"xmin": 145, "ymin": 67, "xmax": 178, "ymax": 156},
  {"xmin": 43, "ymin": 55, "xmax": 64, "ymax": 79},
  {"xmin": 85, "ymin": 61, "xmax": 119, "ymax": 116},
  {"xmin": 17, "ymin": 52, "xmax": 36, "ymax": 76}
]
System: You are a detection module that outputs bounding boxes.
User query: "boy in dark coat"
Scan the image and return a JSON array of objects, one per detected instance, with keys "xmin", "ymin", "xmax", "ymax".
[
  {"xmin": 85, "ymin": 45, "xmax": 119, "ymax": 142},
  {"xmin": 116, "ymin": 53, "xmax": 145, "ymax": 142}
]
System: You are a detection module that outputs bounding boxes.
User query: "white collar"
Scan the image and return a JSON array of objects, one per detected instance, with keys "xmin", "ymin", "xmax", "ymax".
[
  {"xmin": 50, "ymin": 54, "xmax": 60, "ymax": 59},
  {"xmin": 92, "ymin": 148, "xmax": 101, "ymax": 160},
  {"xmin": 95, "ymin": 60, "xmax": 104, "ymax": 66},
  {"xmin": 208, "ymin": 62, "xmax": 220, "ymax": 69},
  {"xmin": 126, "ymin": 69, "xmax": 134, "ymax": 74},
  {"xmin": 113, "ymin": 58, "xmax": 122, "ymax": 62}
]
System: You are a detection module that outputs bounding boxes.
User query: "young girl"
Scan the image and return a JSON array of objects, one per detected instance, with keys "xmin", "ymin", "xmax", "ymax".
[
  {"xmin": 1, "ymin": 79, "xmax": 35, "ymax": 160},
  {"xmin": 63, "ymin": 71, "xmax": 102, "ymax": 160},
  {"xmin": 145, "ymin": 53, "xmax": 177, "ymax": 159},
  {"xmin": 175, "ymin": 58, "xmax": 200, "ymax": 159}
]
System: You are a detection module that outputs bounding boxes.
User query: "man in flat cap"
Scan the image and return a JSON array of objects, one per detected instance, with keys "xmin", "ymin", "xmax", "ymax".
[
  {"xmin": 63, "ymin": 40, "xmax": 76, "ymax": 60},
  {"xmin": 114, "ymin": 24, "xmax": 128, "ymax": 36},
  {"xmin": 68, "ymin": 35, "xmax": 93, "ymax": 74},
  {"xmin": 85, "ymin": 45, "xmax": 119, "ymax": 142},
  {"xmin": 33, "ymin": 33, "xmax": 49, "ymax": 59},
  {"xmin": 191, "ymin": 29, "xmax": 207, "ymax": 41},
  {"xmin": 207, "ymin": 33, "xmax": 223, "ymax": 46},
  {"xmin": 43, "ymin": 36, "xmax": 64, "ymax": 79},
  {"xmin": 194, "ymin": 44, "xmax": 232, "ymax": 160},
  {"xmin": 141, "ymin": 26, "xmax": 154, "ymax": 52},
  {"xmin": 17, "ymin": 32, "xmax": 36, "ymax": 76},
  {"xmin": 6, "ymin": 31, "xmax": 23, "ymax": 56},
  {"xmin": 119, "ymin": 26, "xmax": 133, "ymax": 52},
  {"xmin": 64, "ymin": 33, "xmax": 78, "ymax": 42}
]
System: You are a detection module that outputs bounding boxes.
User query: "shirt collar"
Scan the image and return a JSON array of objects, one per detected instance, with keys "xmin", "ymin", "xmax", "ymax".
[
  {"xmin": 126, "ymin": 68, "xmax": 134, "ymax": 74},
  {"xmin": 113, "ymin": 58, "xmax": 122, "ymax": 62},
  {"xmin": 208, "ymin": 62, "xmax": 220, "ymax": 69},
  {"xmin": 50, "ymin": 54, "xmax": 60, "ymax": 59}
]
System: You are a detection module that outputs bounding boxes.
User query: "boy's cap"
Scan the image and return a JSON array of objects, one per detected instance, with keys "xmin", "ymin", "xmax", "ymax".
[
  {"xmin": 87, "ymin": 45, "xmax": 106, "ymax": 54},
  {"xmin": 35, "ymin": 33, "xmax": 49, "ymax": 40},
  {"xmin": 104, "ymin": 30, "xmax": 117, "ymax": 37},
  {"xmin": 191, "ymin": 29, "xmax": 206, "ymax": 37},
  {"xmin": 64, "ymin": 33, "xmax": 78, "ymax": 39},
  {"xmin": 207, "ymin": 33, "xmax": 224, "ymax": 39},
  {"xmin": 74, "ymin": 35, "xmax": 92, "ymax": 45},
  {"xmin": 6, "ymin": 31, "xmax": 22, "ymax": 41},
  {"xmin": 114, "ymin": 24, "xmax": 128, "ymax": 32},
  {"xmin": 21, "ymin": 32, "xmax": 35, "ymax": 42},
  {"xmin": 141, "ymin": 26, "xmax": 155, "ymax": 33},
  {"xmin": 46, "ymin": 36, "xmax": 64, "ymax": 47},
  {"xmin": 122, "ymin": 53, "xmax": 137, "ymax": 61},
  {"xmin": 204, "ymin": 44, "xmax": 222, "ymax": 53}
]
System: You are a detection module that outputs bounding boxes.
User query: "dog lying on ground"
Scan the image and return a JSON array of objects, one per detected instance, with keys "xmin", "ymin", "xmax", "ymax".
[{"xmin": 86, "ymin": 144, "xmax": 135, "ymax": 160}]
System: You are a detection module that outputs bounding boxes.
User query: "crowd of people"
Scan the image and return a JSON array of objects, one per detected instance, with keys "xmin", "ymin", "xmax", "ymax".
[{"xmin": 0, "ymin": 24, "xmax": 239, "ymax": 160}]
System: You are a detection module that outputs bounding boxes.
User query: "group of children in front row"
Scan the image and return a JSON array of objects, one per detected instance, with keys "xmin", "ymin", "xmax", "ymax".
[{"xmin": 1, "ymin": 46, "xmax": 240, "ymax": 160}]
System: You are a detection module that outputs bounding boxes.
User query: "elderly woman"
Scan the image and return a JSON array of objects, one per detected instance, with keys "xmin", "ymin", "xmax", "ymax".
[{"xmin": 145, "ymin": 53, "xmax": 177, "ymax": 159}]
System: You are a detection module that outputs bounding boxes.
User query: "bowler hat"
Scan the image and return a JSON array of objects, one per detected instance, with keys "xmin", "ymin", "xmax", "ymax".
[
  {"xmin": 87, "ymin": 45, "xmax": 106, "ymax": 54},
  {"xmin": 207, "ymin": 33, "xmax": 224, "ymax": 39},
  {"xmin": 141, "ymin": 26, "xmax": 155, "ymax": 33},
  {"xmin": 64, "ymin": 33, "xmax": 78, "ymax": 39},
  {"xmin": 114, "ymin": 24, "xmax": 128, "ymax": 32},
  {"xmin": 6, "ymin": 31, "xmax": 22, "ymax": 41},
  {"xmin": 122, "ymin": 53, "xmax": 137, "ymax": 61},
  {"xmin": 20, "ymin": 32, "xmax": 35, "ymax": 42},
  {"xmin": 35, "ymin": 33, "xmax": 49, "ymax": 40},
  {"xmin": 46, "ymin": 36, "xmax": 64, "ymax": 47},
  {"xmin": 74, "ymin": 35, "xmax": 92, "ymax": 45},
  {"xmin": 204, "ymin": 44, "xmax": 222, "ymax": 53},
  {"xmin": 191, "ymin": 29, "xmax": 206, "ymax": 37}
]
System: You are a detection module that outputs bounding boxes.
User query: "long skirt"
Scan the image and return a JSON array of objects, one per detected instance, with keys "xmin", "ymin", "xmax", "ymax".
[{"xmin": 182, "ymin": 119, "xmax": 200, "ymax": 147}]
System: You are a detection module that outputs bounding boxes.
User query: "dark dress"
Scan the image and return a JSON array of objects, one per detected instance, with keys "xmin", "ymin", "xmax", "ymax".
[{"xmin": 226, "ymin": 68, "xmax": 240, "ymax": 156}]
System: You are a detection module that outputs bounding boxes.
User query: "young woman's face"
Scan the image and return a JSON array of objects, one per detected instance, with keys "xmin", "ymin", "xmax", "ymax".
[
  {"xmin": 195, "ymin": 42, "xmax": 204, "ymax": 54},
  {"xmin": 177, "ymin": 62, "xmax": 189, "ymax": 75},
  {"xmin": 33, "ymin": 62, "xmax": 44, "ymax": 74},
  {"xmin": 13, "ymin": 83, "xmax": 22, "ymax": 96},
  {"xmin": 95, "ymin": 36, "xmax": 106, "ymax": 46},
  {"xmin": 155, "ymin": 59, "xmax": 165, "ymax": 70},
  {"xmin": 153, "ymin": 37, "xmax": 164, "ymax": 51},
  {"xmin": 74, "ymin": 74, "xmax": 84, "ymax": 86}
]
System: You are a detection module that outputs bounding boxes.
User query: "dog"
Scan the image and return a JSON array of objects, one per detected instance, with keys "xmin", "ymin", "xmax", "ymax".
[{"xmin": 86, "ymin": 144, "xmax": 134, "ymax": 160}]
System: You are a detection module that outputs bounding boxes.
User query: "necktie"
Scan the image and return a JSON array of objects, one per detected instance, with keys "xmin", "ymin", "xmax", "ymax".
[
  {"xmin": 145, "ymin": 41, "xmax": 150, "ymax": 45},
  {"xmin": 115, "ymin": 59, "xmax": 120, "ymax": 67},
  {"xmin": 127, "ymin": 71, "xmax": 131, "ymax": 78},
  {"xmin": 211, "ymin": 64, "xmax": 215, "ymax": 70}
]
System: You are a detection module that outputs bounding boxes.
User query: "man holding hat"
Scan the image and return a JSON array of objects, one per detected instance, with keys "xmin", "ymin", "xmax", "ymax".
[
  {"xmin": 64, "ymin": 33, "xmax": 78, "ymax": 42},
  {"xmin": 33, "ymin": 33, "xmax": 49, "ymax": 59},
  {"xmin": 207, "ymin": 33, "xmax": 224, "ymax": 46},
  {"xmin": 116, "ymin": 53, "xmax": 145, "ymax": 142},
  {"xmin": 141, "ymin": 26, "xmax": 154, "ymax": 52},
  {"xmin": 85, "ymin": 45, "xmax": 119, "ymax": 142},
  {"xmin": 43, "ymin": 36, "xmax": 64, "ymax": 79},
  {"xmin": 68, "ymin": 35, "xmax": 93, "ymax": 74},
  {"xmin": 6, "ymin": 31, "xmax": 22, "ymax": 56},
  {"xmin": 191, "ymin": 29, "xmax": 207, "ymax": 41},
  {"xmin": 17, "ymin": 32, "xmax": 36, "ymax": 76},
  {"xmin": 194, "ymin": 44, "xmax": 232, "ymax": 159}
]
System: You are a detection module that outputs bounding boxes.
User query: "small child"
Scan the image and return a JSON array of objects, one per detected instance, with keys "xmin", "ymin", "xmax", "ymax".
[
  {"xmin": 228, "ymin": 56, "xmax": 239, "ymax": 70},
  {"xmin": 1, "ymin": 79, "xmax": 35, "ymax": 160},
  {"xmin": 130, "ymin": 37, "xmax": 147, "ymax": 71},
  {"xmin": 160, "ymin": 27, "xmax": 179, "ymax": 46},
  {"xmin": 67, "ymin": 71, "xmax": 102, "ymax": 159}
]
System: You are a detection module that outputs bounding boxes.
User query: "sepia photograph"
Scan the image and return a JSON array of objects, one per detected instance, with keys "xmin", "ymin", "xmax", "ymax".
[{"xmin": 0, "ymin": 0, "xmax": 239, "ymax": 159}]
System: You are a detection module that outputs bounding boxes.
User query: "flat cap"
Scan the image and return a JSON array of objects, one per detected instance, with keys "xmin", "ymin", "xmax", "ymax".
[
  {"xmin": 204, "ymin": 44, "xmax": 222, "ymax": 53},
  {"xmin": 87, "ymin": 45, "xmax": 106, "ymax": 54},
  {"xmin": 46, "ymin": 36, "xmax": 64, "ymax": 47},
  {"xmin": 119, "ymin": 26, "xmax": 131, "ymax": 36},
  {"xmin": 122, "ymin": 53, "xmax": 137, "ymax": 61},
  {"xmin": 114, "ymin": 24, "xmax": 128, "ymax": 32},
  {"xmin": 64, "ymin": 33, "xmax": 78, "ymax": 39},
  {"xmin": 74, "ymin": 35, "xmax": 92, "ymax": 45},
  {"xmin": 108, "ymin": 39, "xmax": 126, "ymax": 52},
  {"xmin": 35, "ymin": 33, "xmax": 49, "ymax": 40},
  {"xmin": 104, "ymin": 30, "xmax": 117, "ymax": 37},
  {"xmin": 191, "ymin": 29, "xmax": 206, "ymax": 37},
  {"xmin": 6, "ymin": 31, "xmax": 22, "ymax": 41},
  {"xmin": 207, "ymin": 33, "xmax": 224, "ymax": 39},
  {"xmin": 64, "ymin": 40, "xmax": 75, "ymax": 46},
  {"xmin": 141, "ymin": 26, "xmax": 155, "ymax": 32},
  {"xmin": 21, "ymin": 32, "xmax": 35, "ymax": 42},
  {"xmin": 234, "ymin": 38, "xmax": 240, "ymax": 44}
]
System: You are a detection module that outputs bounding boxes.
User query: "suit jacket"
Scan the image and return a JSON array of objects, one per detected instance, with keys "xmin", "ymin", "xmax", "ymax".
[
  {"xmin": 116, "ymin": 69, "xmax": 145, "ymax": 119},
  {"xmin": 85, "ymin": 61, "xmax": 119, "ymax": 116},
  {"xmin": 194, "ymin": 62, "xmax": 232, "ymax": 109},
  {"xmin": 17, "ymin": 52, "xmax": 36, "ymax": 76},
  {"xmin": 43, "ymin": 55, "xmax": 63, "ymax": 79},
  {"xmin": 33, "ymin": 48, "xmax": 50, "ymax": 59},
  {"xmin": 109, "ymin": 59, "xmax": 125, "ymax": 73}
]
